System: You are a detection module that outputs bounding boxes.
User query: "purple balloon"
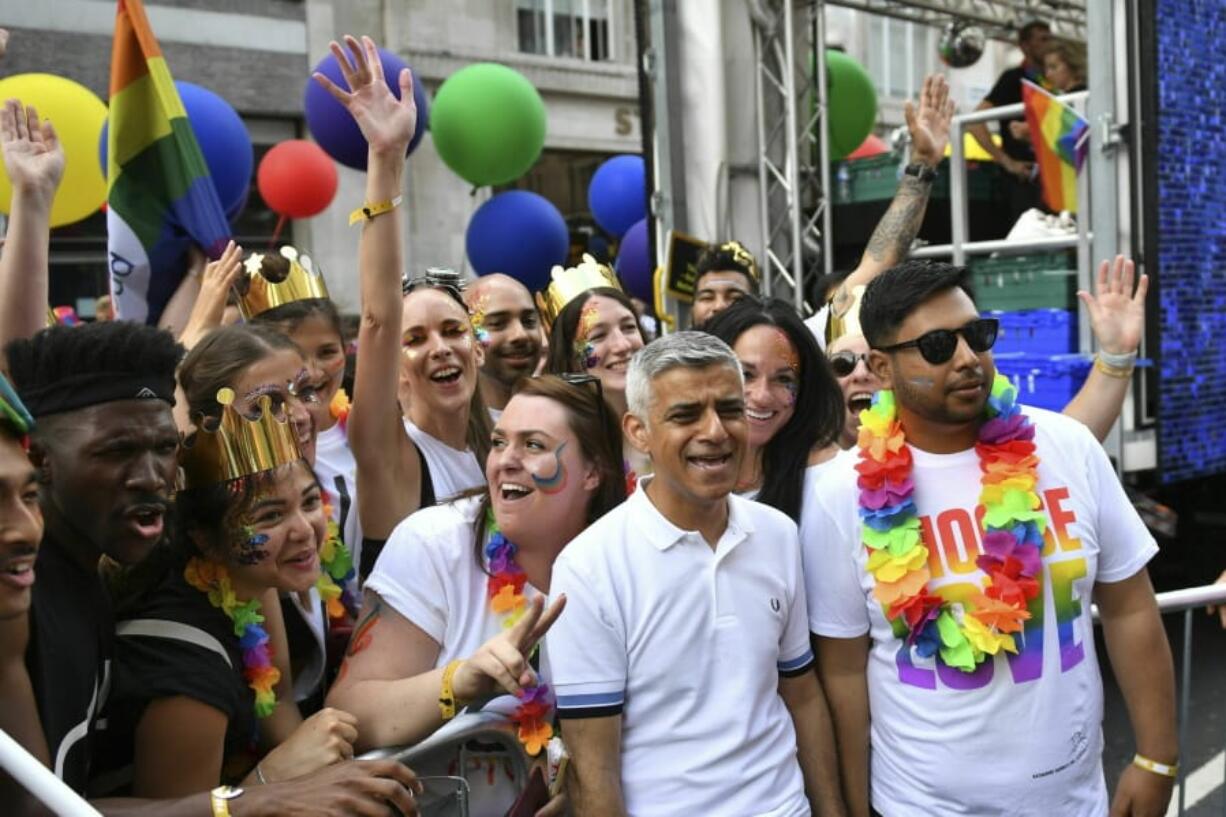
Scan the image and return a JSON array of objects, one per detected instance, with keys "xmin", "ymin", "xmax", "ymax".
[
  {"xmin": 615, "ymin": 218, "xmax": 653, "ymax": 301},
  {"xmin": 466, "ymin": 191, "xmax": 569, "ymax": 292},
  {"xmin": 305, "ymin": 48, "xmax": 429, "ymax": 170}
]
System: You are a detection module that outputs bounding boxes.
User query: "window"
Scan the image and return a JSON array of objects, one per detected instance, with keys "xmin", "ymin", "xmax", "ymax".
[
  {"xmin": 517, "ymin": 0, "xmax": 615, "ymax": 62},
  {"xmin": 864, "ymin": 16, "xmax": 937, "ymax": 100}
]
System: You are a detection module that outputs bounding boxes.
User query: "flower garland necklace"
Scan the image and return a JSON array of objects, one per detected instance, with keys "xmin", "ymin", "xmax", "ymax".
[
  {"xmin": 329, "ymin": 387, "xmax": 351, "ymax": 434},
  {"xmin": 483, "ymin": 510, "xmax": 555, "ymax": 756},
  {"xmin": 857, "ymin": 374, "xmax": 1046, "ymax": 672},
  {"xmin": 184, "ymin": 558, "xmax": 281, "ymax": 718},
  {"xmin": 319, "ymin": 492, "xmax": 359, "ymax": 623}
]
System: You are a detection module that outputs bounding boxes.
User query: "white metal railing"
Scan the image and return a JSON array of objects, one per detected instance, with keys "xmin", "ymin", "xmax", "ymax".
[{"xmin": 1096, "ymin": 583, "xmax": 1226, "ymax": 817}]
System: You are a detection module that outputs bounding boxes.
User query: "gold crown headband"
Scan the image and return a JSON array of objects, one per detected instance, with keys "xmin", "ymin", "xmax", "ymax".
[
  {"xmin": 179, "ymin": 388, "xmax": 303, "ymax": 488},
  {"xmin": 535, "ymin": 254, "xmax": 623, "ymax": 331},
  {"xmin": 238, "ymin": 246, "xmax": 330, "ymax": 319},
  {"xmin": 717, "ymin": 240, "xmax": 761, "ymax": 283}
]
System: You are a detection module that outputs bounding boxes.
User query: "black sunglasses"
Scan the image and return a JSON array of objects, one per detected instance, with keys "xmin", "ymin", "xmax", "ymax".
[
  {"xmin": 556, "ymin": 372, "xmax": 609, "ymax": 430},
  {"xmin": 876, "ymin": 318, "xmax": 999, "ymax": 365},
  {"xmin": 828, "ymin": 351, "xmax": 871, "ymax": 378}
]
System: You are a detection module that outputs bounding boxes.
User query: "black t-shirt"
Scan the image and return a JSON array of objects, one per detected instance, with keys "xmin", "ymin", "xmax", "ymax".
[
  {"xmin": 25, "ymin": 536, "xmax": 113, "ymax": 794},
  {"xmin": 93, "ymin": 561, "xmax": 257, "ymax": 793},
  {"xmin": 985, "ymin": 65, "xmax": 1038, "ymax": 162}
]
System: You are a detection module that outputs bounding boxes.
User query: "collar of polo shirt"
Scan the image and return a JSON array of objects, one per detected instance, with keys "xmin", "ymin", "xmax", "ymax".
[{"xmin": 632, "ymin": 476, "xmax": 754, "ymax": 551}]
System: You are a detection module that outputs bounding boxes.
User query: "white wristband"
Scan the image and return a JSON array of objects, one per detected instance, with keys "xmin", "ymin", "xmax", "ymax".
[{"xmin": 1098, "ymin": 348, "xmax": 1137, "ymax": 369}]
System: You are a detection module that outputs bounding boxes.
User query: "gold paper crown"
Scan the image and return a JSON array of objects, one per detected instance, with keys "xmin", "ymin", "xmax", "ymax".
[
  {"xmin": 535, "ymin": 254, "xmax": 623, "ymax": 330},
  {"xmin": 180, "ymin": 388, "xmax": 303, "ymax": 488},
  {"xmin": 715, "ymin": 240, "xmax": 761, "ymax": 283},
  {"xmin": 238, "ymin": 246, "xmax": 330, "ymax": 319},
  {"xmin": 825, "ymin": 284, "xmax": 866, "ymax": 346}
]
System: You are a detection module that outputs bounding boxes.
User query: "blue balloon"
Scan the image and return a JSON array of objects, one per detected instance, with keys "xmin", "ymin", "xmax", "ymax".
[
  {"xmin": 588, "ymin": 155, "xmax": 646, "ymax": 238},
  {"xmin": 615, "ymin": 218, "xmax": 653, "ymax": 301},
  {"xmin": 466, "ymin": 191, "xmax": 569, "ymax": 292},
  {"xmin": 304, "ymin": 48, "xmax": 429, "ymax": 170},
  {"xmin": 98, "ymin": 81, "xmax": 253, "ymax": 215}
]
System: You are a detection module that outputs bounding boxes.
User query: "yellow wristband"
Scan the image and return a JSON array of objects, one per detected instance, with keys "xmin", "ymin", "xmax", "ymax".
[
  {"xmin": 1095, "ymin": 355, "xmax": 1134, "ymax": 380},
  {"xmin": 1133, "ymin": 753, "xmax": 1178, "ymax": 778},
  {"xmin": 210, "ymin": 786, "xmax": 243, "ymax": 817},
  {"xmin": 439, "ymin": 659, "xmax": 463, "ymax": 720},
  {"xmin": 348, "ymin": 195, "xmax": 403, "ymax": 226}
]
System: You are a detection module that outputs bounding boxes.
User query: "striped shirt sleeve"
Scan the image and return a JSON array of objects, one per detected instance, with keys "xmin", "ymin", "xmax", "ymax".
[{"xmin": 545, "ymin": 553, "xmax": 627, "ymax": 719}]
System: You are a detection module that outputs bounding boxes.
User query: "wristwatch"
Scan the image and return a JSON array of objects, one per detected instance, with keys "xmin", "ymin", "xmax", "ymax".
[
  {"xmin": 211, "ymin": 785, "xmax": 244, "ymax": 817},
  {"xmin": 903, "ymin": 162, "xmax": 938, "ymax": 182}
]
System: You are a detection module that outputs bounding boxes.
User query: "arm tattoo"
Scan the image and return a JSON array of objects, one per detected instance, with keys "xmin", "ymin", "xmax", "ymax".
[
  {"xmin": 346, "ymin": 590, "xmax": 384, "ymax": 657},
  {"xmin": 863, "ymin": 175, "xmax": 932, "ymax": 265}
]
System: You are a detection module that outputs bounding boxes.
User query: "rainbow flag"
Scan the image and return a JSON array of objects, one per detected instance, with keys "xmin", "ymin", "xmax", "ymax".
[
  {"xmin": 106, "ymin": 0, "xmax": 230, "ymax": 323},
  {"xmin": 1021, "ymin": 79, "xmax": 1089, "ymax": 213}
]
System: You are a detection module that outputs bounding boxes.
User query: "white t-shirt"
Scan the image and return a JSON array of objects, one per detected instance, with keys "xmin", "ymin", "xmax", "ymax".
[
  {"xmin": 404, "ymin": 420, "xmax": 485, "ymax": 502},
  {"xmin": 804, "ymin": 304, "xmax": 830, "ymax": 350},
  {"xmin": 804, "ymin": 407, "xmax": 1157, "ymax": 817},
  {"xmin": 364, "ymin": 496, "xmax": 542, "ymax": 817},
  {"xmin": 548, "ymin": 483, "xmax": 814, "ymax": 817},
  {"xmin": 314, "ymin": 423, "xmax": 364, "ymax": 576}
]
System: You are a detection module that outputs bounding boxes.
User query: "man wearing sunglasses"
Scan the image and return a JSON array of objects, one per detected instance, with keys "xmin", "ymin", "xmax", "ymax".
[{"xmin": 806, "ymin": 260, "xmax": 1174, "ymax": 817}]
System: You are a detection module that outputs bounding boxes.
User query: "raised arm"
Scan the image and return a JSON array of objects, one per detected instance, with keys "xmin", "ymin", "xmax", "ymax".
[
  {"xmin": 1062, "ymin": 255, "xmax": 1147, "ymax": 442},
  {"xmin": 313, "ymin": 36, "xmax": 423, "ymax": 539},
  {"xmin": 832, "ymin": 74, "xmax": 954, "ymax": 318},
  {"xmin": 0, "ymin": 100, "xmax": 64, "ymax": 356}
]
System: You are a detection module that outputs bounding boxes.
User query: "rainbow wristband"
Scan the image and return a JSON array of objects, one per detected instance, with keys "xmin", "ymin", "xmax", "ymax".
[{"xmin": 1133, "ymin": 753, "xmax": 1178, "ymax": 779}]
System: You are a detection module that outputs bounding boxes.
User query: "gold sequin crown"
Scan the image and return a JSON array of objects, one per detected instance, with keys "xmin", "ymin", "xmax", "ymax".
[
  {"xmin": 238, "ymin": 246, "xmax": 330, "ymax": 319},
  {"xmin": 180, "ymin": 388, "xmax": 303, "ymax": 488},
  {"xmin": 717, "ymin": 240, "xmax": 760, "ymax": 282},
  {"xmin": 535, "ymin": 254, "xmax": 623, "ymax": 330}
]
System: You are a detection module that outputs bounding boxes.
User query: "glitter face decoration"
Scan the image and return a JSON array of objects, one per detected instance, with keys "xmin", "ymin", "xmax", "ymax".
[
  {"xmin": 769, "ymin": 328, "xmax": 800, "ymax": 374},
  {"xmin": 573, "ymin": 301, "xmax": 602, "ymax": 370},
  {"xmin": 236, "ymin": 525, "xmax": 270, "ymax": 566},
  {"xmin": 468, "ymin": 292, "xmax": 491, "ymax": 347},
  {"xmin": 529, "ymin": 443, "xmax": 569, "ymax": 495}
]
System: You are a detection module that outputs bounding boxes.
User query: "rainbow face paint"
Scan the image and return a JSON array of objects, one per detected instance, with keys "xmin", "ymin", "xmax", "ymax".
[
  {"xmin": 530, "ymin": 442, "xmax": 569, "ymax": 495},
  {"xmin": 468, "ymin": 293, "xmax": 491, "ymax": 346}
]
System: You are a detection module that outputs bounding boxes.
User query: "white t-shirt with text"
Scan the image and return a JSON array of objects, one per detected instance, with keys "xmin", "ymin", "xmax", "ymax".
[{"xmin": 804, "ymin": 407, "xmax": 1157, "ymax": 817}]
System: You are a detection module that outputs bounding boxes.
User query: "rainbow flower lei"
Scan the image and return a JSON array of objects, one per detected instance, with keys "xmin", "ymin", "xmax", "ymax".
[
  {"xmin": 319, "ymin": 493, "xmax": 358, "ymax": 623},
  {"xmin": 329, "ymin": 387, "xmax": 351, "ymax": 434},
  {"xmin": 185, "ymin": 558, "xmax": 281, "ymax": 718},
  {"xmin": 857, "ymin": 374, "xmax": 1046, "ymax": 672},
  {"xmin": 483, "ymin": 510, "xmax": 555, "ymax": 756}
]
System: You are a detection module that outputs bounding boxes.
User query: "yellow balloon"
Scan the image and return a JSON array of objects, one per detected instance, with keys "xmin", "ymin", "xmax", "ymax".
[{"xmin": 0, "ymin": 73, "xmax": 107, "ymax": 228}]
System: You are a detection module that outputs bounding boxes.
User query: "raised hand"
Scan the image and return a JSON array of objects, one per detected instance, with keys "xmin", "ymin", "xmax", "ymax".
[
  {"xmin": 906, "ymin": 74, "xmax": 957, "ymax": 169},
  {"xmin": 181, "ymin": 240, "xmax": 243, "ymax": 348},
  {"xmin": 451, "ymin": 594, "xmax": 567, "ymax": 702},
  {"xmin": 0, "ymin": 99, "xmax": 64, "ymax": 206},
  {"xmin": 312, "ymin": 35, "xmax": 416, "ymax": 158},
  {"xmin": 1079, "ymin": 255, "xmax": 1147, "ymax": 356}
]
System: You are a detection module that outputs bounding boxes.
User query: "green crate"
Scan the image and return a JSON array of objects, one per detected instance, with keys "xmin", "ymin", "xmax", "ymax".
[
  {"xmin": 831, "ymin": 156, "xmax": 999, "ymax": 204},
  {"xmin": 969, "ymin": 252, "xmax": 1077, "ymax": 311}
]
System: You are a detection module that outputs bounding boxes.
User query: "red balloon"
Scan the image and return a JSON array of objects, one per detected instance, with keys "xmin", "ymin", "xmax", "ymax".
[
  {"xmin": 257, "ymin": 140, "xmax": 338, "ymax": 219},
  {"xmin": 847, "ymin": 133, "xmax": 889, "ymax": 160}
]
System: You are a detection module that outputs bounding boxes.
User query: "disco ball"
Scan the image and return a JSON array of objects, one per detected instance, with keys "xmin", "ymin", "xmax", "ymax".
[{"xmin": 939, "ymin": 21, "xmax": 986, "ymax": 68}]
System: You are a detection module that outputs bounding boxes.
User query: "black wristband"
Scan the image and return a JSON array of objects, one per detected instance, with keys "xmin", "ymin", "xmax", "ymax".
[{"xmin": 903, "ymin": 162, "xmax": 938, "ymax": 183}]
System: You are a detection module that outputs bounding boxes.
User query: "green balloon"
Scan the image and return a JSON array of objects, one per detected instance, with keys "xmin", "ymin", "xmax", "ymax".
[
  {"xmin": 429, "ymin": 63, "xmax": 547, "ymax": 187},
  {"xmin": 824, "ymin": 51, "xmax": 878, "ymax": 161}
]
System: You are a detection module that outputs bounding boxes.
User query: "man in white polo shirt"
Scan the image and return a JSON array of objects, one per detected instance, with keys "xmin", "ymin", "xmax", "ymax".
[{"xmin": 547, "ymin": 332, "xmax": 845, "ymax": 817}]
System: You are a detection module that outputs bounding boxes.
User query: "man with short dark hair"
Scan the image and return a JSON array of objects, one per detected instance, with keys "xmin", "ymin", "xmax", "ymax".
[
  {"xmin": 968, "ymin": 20, "xmax": 1053, "ymax": 221},
  {"xmin": 463, "ymin": 273, "xmax": 544, "ymax": 415},
  {"xmin": 690, "ymin": 241, "xmax": 760, "ymax": 329},
  {"xmin": 808, "ymin": 260, "xmax": 1175, "ymax": 817},
  {"xmin": 549, "ymin": 332, "xmax": 845, "ymax": 817}
]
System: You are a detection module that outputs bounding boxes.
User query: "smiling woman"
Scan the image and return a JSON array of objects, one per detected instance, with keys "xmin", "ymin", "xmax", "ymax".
[{"xmin": 326, "ymin": 375, "xmax": 624, "ymax": 813}]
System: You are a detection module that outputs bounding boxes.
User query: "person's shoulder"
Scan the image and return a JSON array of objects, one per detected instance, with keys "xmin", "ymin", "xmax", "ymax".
[
  {"xmin": 1025, "ymin": 404, "xmax": 1097, "ymax": 450},
  {"xmin": 810, "ymin": 447, "xmax": 859, "ymax": 496},
  {"xmin": 731, "ymin": 492, "xmax": 795, "ymax": 536},
  {"xmin": 384, "ymin": 496, "xmax": 481, "ymax": 558},
  {"xmin": 555, "ymin": 500, "xmax": 633, "ymax": 571}
]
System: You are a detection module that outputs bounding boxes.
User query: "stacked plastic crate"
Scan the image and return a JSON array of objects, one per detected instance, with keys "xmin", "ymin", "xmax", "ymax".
[{"xmin": 971, "ymin": 252, "xmax": 1090, "ymax": 411}]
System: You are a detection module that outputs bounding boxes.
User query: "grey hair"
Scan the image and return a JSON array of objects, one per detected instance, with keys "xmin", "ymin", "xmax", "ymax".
[{"xmin": 624, "ymin": 331, "xmax": 744, "ymax": 420}]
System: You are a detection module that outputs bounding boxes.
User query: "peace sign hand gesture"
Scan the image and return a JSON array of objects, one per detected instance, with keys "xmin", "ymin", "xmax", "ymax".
[
  {"xmin": 311, "ymin": 35, "xmax": 416, "ymax": 159},
  {"xmin": 451, "ymin": 594, "xmax": 568, "ymax": 703}
]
